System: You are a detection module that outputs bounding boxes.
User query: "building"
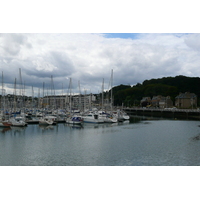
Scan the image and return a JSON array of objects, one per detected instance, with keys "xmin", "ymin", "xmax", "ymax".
[
  {"xmin": 149, "ymin": 95, "xmax": 173, "ymax": 108},
  {"xmin": 140, "ymin": 95, "xmax": 173, "ymax": 108},
  {"xmin": 140, "ymin": 97, "xmax": 151, "ymax": 107},
  {"xmin": 159, "ymin": 96, "xmax": 173, "ymax": 108},
  {"xmin": 175, "ymin": 92, "xmax": 197, "ymax": 109},
  {"xmin": 151, "ymin": 95, "xmax": 162, "ymax": 107},
  {"xmin": 42, "ymin": 94, "xmax": 97, "ymax": 110}
]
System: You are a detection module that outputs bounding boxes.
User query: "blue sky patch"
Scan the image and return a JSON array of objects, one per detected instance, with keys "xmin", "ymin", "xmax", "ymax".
[{"xmin": 103, "ymin": 33, "xmax": 140, "ymax": 39}]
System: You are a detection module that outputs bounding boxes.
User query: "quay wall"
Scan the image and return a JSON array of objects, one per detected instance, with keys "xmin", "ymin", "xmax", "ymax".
[{"xmin": 123, "ymin": 108, "xmax": 200, "ymax": 120}]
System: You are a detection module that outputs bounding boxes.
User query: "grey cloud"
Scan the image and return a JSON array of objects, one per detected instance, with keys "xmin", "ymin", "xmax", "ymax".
[{"xmin": 1, "ymin": 33, "xmax": 200, "ymax": 96}]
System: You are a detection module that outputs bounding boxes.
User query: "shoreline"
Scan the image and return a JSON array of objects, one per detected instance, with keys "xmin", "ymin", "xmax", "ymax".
[{"xmin": 123, "ymin": 107, "xmax": 200, "ymax": 120}]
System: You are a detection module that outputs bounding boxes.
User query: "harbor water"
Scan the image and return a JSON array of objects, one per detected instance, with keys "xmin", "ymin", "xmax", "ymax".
[{"xmin": 1, "ymin": 117, "xmax": 200, "ymax": 166}]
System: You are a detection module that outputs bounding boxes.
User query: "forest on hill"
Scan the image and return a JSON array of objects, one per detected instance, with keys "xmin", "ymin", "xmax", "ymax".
[{"xmin": 105, "ymin": 75, "xmax": 200, "ymax": 107}]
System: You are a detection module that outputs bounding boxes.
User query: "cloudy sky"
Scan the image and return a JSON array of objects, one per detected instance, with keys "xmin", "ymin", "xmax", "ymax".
[
  {"xmin": 1, "ymin": 1, "xmax": 199, "ymax": 97},
  {"xmin": 1, "ymin": 33, "xmax": 200, "ymax": 96}
]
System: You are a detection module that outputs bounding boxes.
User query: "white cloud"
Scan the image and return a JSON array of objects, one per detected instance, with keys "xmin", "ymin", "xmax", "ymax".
[
  {"xmin": 0, "ymin": 33, "xmax": 200, "ymax": 96},
  {"xmin": 184, "ymin": 34, "xmax": 200, "ymax": 51}
]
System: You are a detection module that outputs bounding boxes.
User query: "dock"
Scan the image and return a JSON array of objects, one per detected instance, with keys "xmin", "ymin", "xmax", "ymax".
[{"xmin": 123, "ymin": 108, "xmax": 200, "ymax": 120}]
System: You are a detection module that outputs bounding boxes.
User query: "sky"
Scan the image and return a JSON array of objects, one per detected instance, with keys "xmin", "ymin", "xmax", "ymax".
[
  {"xmin": 1, "ymin": 0, "xmax": 200, "ymax": 97},
  {"xmin": 1, "ymin": 33, "xmax": 200, "ymax": 96}
]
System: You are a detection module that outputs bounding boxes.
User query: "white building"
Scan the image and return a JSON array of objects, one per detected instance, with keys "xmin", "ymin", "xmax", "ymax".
[{"xmin": 42, "ymin": 94, "xmax": 97, "ymax": 110}]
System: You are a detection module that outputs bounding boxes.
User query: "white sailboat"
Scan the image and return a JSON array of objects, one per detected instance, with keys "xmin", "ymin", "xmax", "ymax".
[
  {"xmin": 98, "ymin": 110, "xmax": 118, "ymax": 123},
  {"xmin": 122, "ymin": 111, "xmax": 130, "ymax": 120},
  {"xmin": 9, "ymin": 116, "xmax": 27, "ymax": 127},
  {"xmin": 39, "ymin": 115, "xmax": 55, "ymax": 125},
  {"xmin": 65, "ymin": 78, "xmax": 84, "ymax": 125},
  {"xmin": 99, "ymin": 77, "xmax": 117, "ymax": 123}
]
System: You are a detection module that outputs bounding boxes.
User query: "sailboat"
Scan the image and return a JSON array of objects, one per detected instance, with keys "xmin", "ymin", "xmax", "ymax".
[
  {"xmin": 39, "ymin": 115, "xmax": 55, "ymax": 125},
  {"xmin": 65, "ymin": 78, "xmax": 84, "ymax": 125},
  {"xmin": 0, "ymin": 72, "xmax": 12, "ymax": 127},
  {"xmin": 9, "ymin": 116, "xmax": 27, "ymax": 127},
  {"xmin": 9, "ymin": 70, "xmax": 27, "ymax": 127},
  {"xmin": 98, "ymin": 78, "xmax": 117, "ymax": 123}
]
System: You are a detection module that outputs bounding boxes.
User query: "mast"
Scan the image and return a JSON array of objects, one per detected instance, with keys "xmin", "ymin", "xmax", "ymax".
[
  {"xmin": 61, "ymin": 83, "xmax": 63, "ymax": 109},
  {"xmin": 102, "ymin": 78, "xmax": 104, "ymax": 110},
  {"xmin": 32, "ymin": 86, "xmax": 34, "ymax": 109},
  {"xmin": 84, "ymin": 89, "xmax": 86, "ymax": 112},
  {"xmin": 1, "ymin": 71, "xmax": 5, "ymax": 114},
  {"xmin": 42, "ymin": 82, "xmax": 45, "ymax": 109},
  {"xmin": 23, "ymin": 81, "xmax": 26, "ymax": 109},
  {"xmin": 111, "ymin": 69, "xmax": 113, "ymax": 112},
  {"xmin": 19, "ymin": 68, "xmax": 23, "ymax": 110},
  {"xmin": 50, "ymin": 75, "xmax": 56, "ymax": 109},
  {"xmin": 38, "ymin": 87, "xmax": 40, "ymax": 109},
  {"xmin": 69, "ymin": 78, "xmax": 72, "ymax": 113},
  {"xmin": 78, "ymin": 80, "xmax": 82, "ymax": 112},
  {"xmin": 13, "ymin": 78, "xmax": 17, "ymax": 112}
]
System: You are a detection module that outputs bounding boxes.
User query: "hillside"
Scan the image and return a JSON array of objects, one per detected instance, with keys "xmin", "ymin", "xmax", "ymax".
[{"xmin": 108, "ymin": 75, "xmax": 200, "ymax": 107}]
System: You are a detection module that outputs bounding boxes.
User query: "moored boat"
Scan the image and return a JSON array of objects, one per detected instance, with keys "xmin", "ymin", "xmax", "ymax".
[
  {"xmin": 66, "ymin": 115, "xmax": 83, "ymax": 125},
  {"xmin": 0, "ymin": 120, "xmax": 12, "ymax": 127},
  {"xmin": 82, "ymin": 111, "xmax": 104, "ymax": 123},
  {"xmin": 98, "ymin": 110, "xmax": 118, "ymax": 123},
  {"xmin": 39, "ymin": 115, "xmax": 56, "ymax": 125},
  {"xmin": 9, "ymin": 116, "xmax": 27, "ymax": 127}
]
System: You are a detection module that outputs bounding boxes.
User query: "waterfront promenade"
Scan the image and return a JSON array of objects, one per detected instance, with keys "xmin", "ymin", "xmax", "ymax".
[{"xmin": 123, "ymin": 107, "xmax": 200, "ymax": 120}]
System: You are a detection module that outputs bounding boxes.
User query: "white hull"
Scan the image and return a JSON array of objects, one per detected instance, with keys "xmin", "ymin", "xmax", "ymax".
[
  {"xmin": 39, "ymin": 116, "xmax": 55, "ymax": 125},
  {"xmin": 82, "ymin": 111, "xmax": 104, "ymax": 124},
  {"xmin": 123, "ymin": 115, "xmax": 130, "ymax": 120},
  {"xmin": 66, "ymin": 120, "xmax": 82, "ymax": 125},
  {"xmin": 98, "ymin": 110, "xmax": 118, "ymax": 123},
  {"xmin": 9, "ymin": 117, "xmax": 26, "ymax": 127},
  {"xmin": 103, "ymin": 117, "xmax": 118, "ymax": 123},
  {"xmin": 112, "ymin": 110, "xmax": 130, "ymax": 121},
  {"xmin": 83, "ymin": 118, "xmax": 104, "ymax": 123},
  {"xmin": 39, "ymin": 119, "xmax": 53, "ymax": 125}
]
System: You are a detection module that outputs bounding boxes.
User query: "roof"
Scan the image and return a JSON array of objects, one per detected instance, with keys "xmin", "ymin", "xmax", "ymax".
[{"xmin": 175, "ymin": 92, "xmax": 197, "ymax": 99}]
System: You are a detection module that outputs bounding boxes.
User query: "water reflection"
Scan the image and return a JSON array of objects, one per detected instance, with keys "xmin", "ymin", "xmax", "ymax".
[
  {"xmin": 191, "ymin": 133, "xmax": 200, "ymax": 141},
  {"xmin": 0, "ymin": 127, "xmax": 11, "ymax": 133},
  {"xmin": 11, "ymin": 126, "xmax": 26, "ymax": 135},
  {"xmin": 38, "ymin": 125, "xmax": 54, "ymax": 133},
  {"xmin": 83, "ymin": 122, "xmax": 119, "ymax": 129},
  {"xmin": 65, "ymin": 124, "xmax": 84, "ymax": 129}
]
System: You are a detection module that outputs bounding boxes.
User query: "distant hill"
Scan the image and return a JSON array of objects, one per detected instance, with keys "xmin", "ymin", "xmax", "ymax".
[{"xmin": 106, "ymin": 75, "xmax": 200, "ymax": 107}]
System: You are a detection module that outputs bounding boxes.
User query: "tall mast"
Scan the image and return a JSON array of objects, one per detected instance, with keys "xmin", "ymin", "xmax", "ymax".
[
  {"xmin": 61, "ymin": 83, "xmax": 63, "ymax": 109},
  {"xmin": 51, "ymin": 75, "xmax": 56, "ymax": 109},
  {"xmin": 32, "ymin": 86, "xmax": 34, "ymax": 109},
  {"xmin": 111, "ymin": 69, "xmax": 113, "ymax": 112},
  {"xmin": 42, "ymin": 82, "xmax": 45, "ymax": 108},
  {"xmin": 13, "ymin": 78, "xmax": 17, "ymax": 112},
  {"xmin": 1, "ymin": 71, "xmax": 5, "ymax": 112},
  {"xmin": 78, "ymin": 80, "xmax": 81, "ymax": 111},
  {"xmin": 38, "ymin": 87, "xmax": 40, "ymax": 109},
  {"xmin": 69, "ymin": 78, "xmax": 72, "ymax": 112},
  {"xmin": 19, "ymin": 68, "xmax": 23, "ymax": 109},
  {"xmin": 102, "ymin": 78, "xmax": 104, "ymax": 110}
]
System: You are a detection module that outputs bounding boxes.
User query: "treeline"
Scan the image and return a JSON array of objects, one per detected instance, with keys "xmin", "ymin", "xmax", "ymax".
[{"xmin": 106, "ymin": 75, "xmax": 200, "ymax": 107}]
